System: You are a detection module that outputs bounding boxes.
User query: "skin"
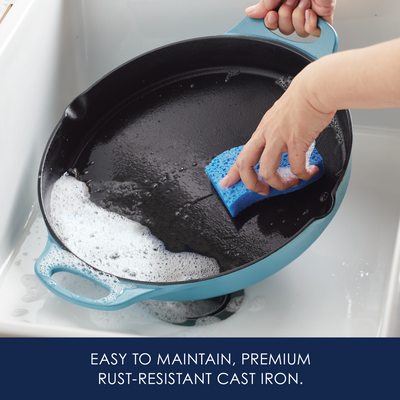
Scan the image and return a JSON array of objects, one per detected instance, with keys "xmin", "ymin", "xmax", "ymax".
[
  {"xmin": 220, "ymin": 1, "xmax": 400, "ymax": 196},
  {"xmin": 245, "ymin": 0, "xmax": 336, "ymax": 37}
]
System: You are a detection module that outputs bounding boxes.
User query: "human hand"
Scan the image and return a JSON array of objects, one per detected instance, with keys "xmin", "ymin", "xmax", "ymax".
[
  {"xmin": 245, "ymin": 0, "xmax": 336, "ymax": 37},
  {"xmin": 219, "ymin": 67, "xmax": 336, "ymax": 195}
]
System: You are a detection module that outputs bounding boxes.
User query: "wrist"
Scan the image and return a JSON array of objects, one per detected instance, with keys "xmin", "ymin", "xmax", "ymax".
[{"xmin": 300, "ymin": 59, "xmax": 336, "ymax": 115}]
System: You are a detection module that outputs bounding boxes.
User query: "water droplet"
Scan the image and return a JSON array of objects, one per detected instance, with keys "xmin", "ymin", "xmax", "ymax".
[
  {"xmin": 12, "ymin": 309, "xmax": 29, "ymax": 317},
  {"xmin": 320, "ymin": 192, "xmax": 329, "ymax": 202},
  {"xmin": 225, "ymin": 68, "xmax": 240, "ymax": 83}
]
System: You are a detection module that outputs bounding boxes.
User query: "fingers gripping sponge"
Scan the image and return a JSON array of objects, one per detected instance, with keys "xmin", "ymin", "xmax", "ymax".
[{"xmin": 205, "ymin": 144, "xmax": 325, "ymax": 217}]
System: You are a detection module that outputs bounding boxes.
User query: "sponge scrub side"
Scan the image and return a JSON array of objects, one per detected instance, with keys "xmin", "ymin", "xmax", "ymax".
[{"xmin": 205, "ymin": 143, "xmax": 325, "ymax": 217}]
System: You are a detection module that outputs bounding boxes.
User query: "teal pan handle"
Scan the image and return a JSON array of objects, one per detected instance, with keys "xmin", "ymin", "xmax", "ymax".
[
  {"xmin": 226, "ymin": 16, "xmax": 338, "ymax": 59},
  {"xmin": 35, "ymin": 158, "xmax": 351, "ymax": 310},
  {"xmin": 34, "ymin": 234, "xmax": 181, "ymax": 311}
]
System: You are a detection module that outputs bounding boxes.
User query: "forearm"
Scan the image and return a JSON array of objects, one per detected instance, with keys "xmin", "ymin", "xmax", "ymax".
[
  {"xmin": 302, "ymin": 38, "xmax": 400, "ymax": 113},
  {"xmin": 221, "ymin": 35, "xmax": 400, "ymax": 194}
]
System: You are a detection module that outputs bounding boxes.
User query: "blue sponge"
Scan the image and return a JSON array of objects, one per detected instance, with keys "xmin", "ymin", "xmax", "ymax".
[{"xmin": 205, "ymin": 145, "xmax": 325, "ymax": 217}]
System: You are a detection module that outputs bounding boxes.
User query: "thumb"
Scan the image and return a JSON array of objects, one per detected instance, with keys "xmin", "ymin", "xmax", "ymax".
[{"xmin": 245, "ymin": 0, "xmax": 282, "ymax": 19}]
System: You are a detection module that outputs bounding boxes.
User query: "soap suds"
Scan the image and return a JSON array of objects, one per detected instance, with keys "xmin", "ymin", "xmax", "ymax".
[
  {"xmin": 277, "ymin": 141, "xmax": 316, "ymax": 182},
  {"xmin": 275, "ymin": 74, "xmax": 294, "ymax": 91},
  {"xmin": 48, "ymin": 174, "xmax": 219, "ymax": 283}
]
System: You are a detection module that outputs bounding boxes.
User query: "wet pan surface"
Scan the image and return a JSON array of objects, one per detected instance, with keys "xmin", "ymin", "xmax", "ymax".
[{"xmin": 39, "ymin": 36, "xmax": 352, "ymax": 282}]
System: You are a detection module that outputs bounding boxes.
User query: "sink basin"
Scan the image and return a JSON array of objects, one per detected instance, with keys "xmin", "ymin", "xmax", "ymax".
[{"xmin": 1, "ymin": 0, "xmax": 399, "ymax": 337}]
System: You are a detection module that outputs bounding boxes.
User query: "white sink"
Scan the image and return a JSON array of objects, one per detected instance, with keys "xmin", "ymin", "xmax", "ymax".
[{"xmin": 1, "ymin": 0, "xmax": 399, "ymax": 337}]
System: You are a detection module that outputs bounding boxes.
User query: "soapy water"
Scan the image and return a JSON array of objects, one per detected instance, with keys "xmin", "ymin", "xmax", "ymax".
[
  {"xmin": 328, "ymin": 114, "xmax": 344, "ymax": 144},
  {"xmin": 48, "ymin": 174, "xmax": 220, "ymax": 283},
  {"xmin": 11, "ymin": 309, "xmax": 29, "ymax": 317},
  {"xmin": 139, "ymin": 292, "xmax": 244, "ymax": 325},
  {"xmin": 277, "ymin": 141, "xmax": 316, "ymax": 182},
  {"xmin": 275, "ymin": 74, "xmax": 293, "ymax": 91},
  {"xmin": 21, "ymin": 274, "xmax": 47, "ymax": 302},
  {"xmin": 140, "ymin": 298, "xmax": 224, "ymax": 325},
  {"xmin": 225, "ymin": 68, "xmax": 240, "ymax": 83},
  {"xmin": 36, "ymin": 239, "xmax": 132, "ymax": 305}
]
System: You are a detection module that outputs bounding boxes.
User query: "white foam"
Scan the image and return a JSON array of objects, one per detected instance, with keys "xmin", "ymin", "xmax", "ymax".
[
  {"xmin": 275, "ymin": 74, "xmax": 293, "ymax": 91},
  {"xmin": 277, "ymin": 141, "xmax": 316, "ymax": 181},
  {"xmin": 48, "ymin": 174, "xmax": 219, "ymax": 283}
]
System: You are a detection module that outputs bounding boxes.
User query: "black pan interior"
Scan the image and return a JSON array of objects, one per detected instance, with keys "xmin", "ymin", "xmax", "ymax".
[{"xmin": 39, "ymin": 35, "xmax": 352, "ymax": 280}]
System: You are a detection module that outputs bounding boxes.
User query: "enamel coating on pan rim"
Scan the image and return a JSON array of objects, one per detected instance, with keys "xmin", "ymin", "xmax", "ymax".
[
  {"xmin": 34, "ymin": 17, "xmax": 351, "ymax": 310},
  {"xmin": 34, "ymin": 158, "xmax": 352, "ymax": 311}
]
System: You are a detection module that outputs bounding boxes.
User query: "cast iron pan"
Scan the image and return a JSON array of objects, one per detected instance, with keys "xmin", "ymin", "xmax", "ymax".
[{"xmin": 35, "ymin": 17, "xmax": 352, "ymax": 310}]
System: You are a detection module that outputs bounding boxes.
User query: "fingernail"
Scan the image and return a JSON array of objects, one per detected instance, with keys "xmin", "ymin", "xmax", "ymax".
[
  {"xmin": 305, "ymin": 9, "xmax": 311, "ymax": 20},
  {"xmin": 299, "ymin": 0, "xmax": 308, "ymax": 8},
  {"xmin": 245, "ymin": 5, "xmax": 256, "ymax": 14},
  {"xmin": 259, "ymin": 191, "xmax": 269, "ymax": 197},
  {"xmin": 267, "ymin": 12, "xmax": 277, "ymax": 24},
  {"xmin": 286, "ymin": 0, "xmax": 295, "ymax": 6}
]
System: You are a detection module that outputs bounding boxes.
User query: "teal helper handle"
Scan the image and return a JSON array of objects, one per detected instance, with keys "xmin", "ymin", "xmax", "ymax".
[
  {"xmin": 226, "ymin": 16, "xmax": 338, "ymax": 59},
  {"xmin": 34, "ymin": 234, "xmax": 174, "ymax": 311}
]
